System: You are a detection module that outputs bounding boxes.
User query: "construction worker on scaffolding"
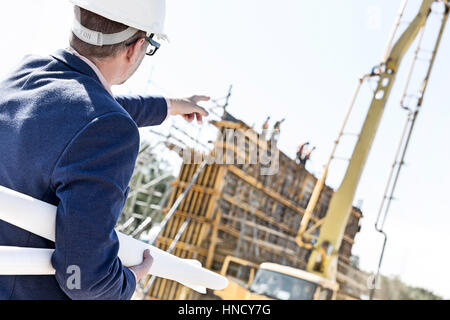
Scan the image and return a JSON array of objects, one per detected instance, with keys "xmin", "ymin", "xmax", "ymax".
[
  {"xmin": 301, "ymin": 146, "xmax": 316, "ymax": 166},
  {"xmin": 296, "ymin": 142, "xmax": 310, "ymax": 164},
  {"xmin": 261, "ymin": 116, "xmax": 271, "ymax": 141},
  {"xmin": 0, "ymin": 0, "xmax": 209, "ymax": 300},
  {"xmin": 271, "ymin": 118, "xmax": 285, "ymax": 144},
  {"xmin": 296, "ymin": 142, "xmax": 316, "ymax": 166}
]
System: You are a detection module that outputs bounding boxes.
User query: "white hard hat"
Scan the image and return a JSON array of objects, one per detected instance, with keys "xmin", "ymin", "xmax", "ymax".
[{"xmin": 69, "ymin": 0, "xmax": 167, "ymax": 46}]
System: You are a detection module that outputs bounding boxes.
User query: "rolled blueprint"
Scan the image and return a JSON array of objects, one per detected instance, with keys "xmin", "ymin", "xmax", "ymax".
[
  {"xmin": 0, "ymin": 246, "xmax": 55, "ymax": 275},
  {"xmin": 0, "ymin": 246, "xmax": 207, "ymax": 294},
  {"xmin": 0, "ymin": 186, "xmax": 228, "ymax": 292}
]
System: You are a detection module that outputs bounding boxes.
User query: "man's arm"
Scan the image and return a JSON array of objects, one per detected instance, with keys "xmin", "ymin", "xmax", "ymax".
[
  {"xmin": 50, "ymin": 112, "xmax": 141, "ymax": 300},
  {"xmin": 115, "ymin": 95, "xmax": 168, "ymax": 127},
  {"xmin": 115, "ymin": 95, "xmax": 210, "ymax": 127}
]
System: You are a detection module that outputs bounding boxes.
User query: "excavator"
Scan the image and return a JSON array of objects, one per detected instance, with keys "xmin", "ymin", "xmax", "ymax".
[{"xmin": 214, "ymin": 0, "xmax": 449, "ymax": 300}]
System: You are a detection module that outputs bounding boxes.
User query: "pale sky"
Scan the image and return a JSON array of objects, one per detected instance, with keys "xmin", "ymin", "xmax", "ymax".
[{"xmin": 0, "ymin": 1, "xmax": 449, "ymax": 298}]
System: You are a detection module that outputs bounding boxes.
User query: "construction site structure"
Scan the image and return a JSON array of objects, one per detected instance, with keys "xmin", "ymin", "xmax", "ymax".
[
  {"xmin": 122, "ymin": 0, "xmax": 448, "ymax": 301},
  {"xmin": 141, "ymin": 112, "xmax": 366, "ymax": 300}
]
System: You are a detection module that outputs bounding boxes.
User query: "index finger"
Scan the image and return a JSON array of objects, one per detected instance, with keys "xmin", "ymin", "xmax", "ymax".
[{"xmin": 191, "ymin": 95, "xmax": 211, "ymax": 104}]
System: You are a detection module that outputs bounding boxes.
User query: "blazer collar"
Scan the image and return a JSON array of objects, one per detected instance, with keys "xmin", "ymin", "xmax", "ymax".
[{"xmin": 50, "ymin": 49, "xmax": 101, "ymax": 84}]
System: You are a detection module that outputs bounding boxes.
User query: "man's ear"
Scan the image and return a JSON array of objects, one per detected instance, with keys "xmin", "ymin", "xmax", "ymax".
[{"xmin": 126, "ymin": 38, "xmax": 146, "ymax": 63}]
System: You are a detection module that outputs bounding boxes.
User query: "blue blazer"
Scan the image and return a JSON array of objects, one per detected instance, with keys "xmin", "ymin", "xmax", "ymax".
[{"xmin": 0, "ymin": 49, "xmax": 168, "ymax": 300}]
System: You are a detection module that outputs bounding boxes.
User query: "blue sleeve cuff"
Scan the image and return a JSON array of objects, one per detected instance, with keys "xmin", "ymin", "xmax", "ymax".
[{"xmin": 123, "ymin": 267, "xmax": 138, "ymax": 300}]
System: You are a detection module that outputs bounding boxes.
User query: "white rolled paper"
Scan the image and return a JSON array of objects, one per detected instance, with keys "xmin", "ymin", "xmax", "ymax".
[
  {"xmin": 0, "ymin": 246, "xmax": 55, "ymax": 275},
  {"xmin": 0, "ymin": 246, "xmax": 207, "ymax": 294},
  {"xmin": 0, "ymin": 186, "xmax": 228, "ymax": 292}
]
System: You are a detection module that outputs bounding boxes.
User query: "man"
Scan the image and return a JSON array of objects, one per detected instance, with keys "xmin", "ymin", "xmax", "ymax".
[
  {"xmin": 270, "ymin": 118, "xmax": 285, "ymax": 144},
  {"xmin": 0, "ymin": 0, "xmax": 209, "ymax": 300},
  {"xmin": 261, "ymin": 116, "xmax": 270, "ymax": 141},
  {"xmin": 300, "ymin": 146, "xmax": 316, "ymax": 166},
  {"xmin": 296, "ymin": 142, "xmax": 310, "ymax": 164}
]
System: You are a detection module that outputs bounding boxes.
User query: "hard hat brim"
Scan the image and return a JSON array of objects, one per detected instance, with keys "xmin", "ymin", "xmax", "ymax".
[{"xmin": 69, "ymin": 0, "xmax": 168, "ymax": 41}]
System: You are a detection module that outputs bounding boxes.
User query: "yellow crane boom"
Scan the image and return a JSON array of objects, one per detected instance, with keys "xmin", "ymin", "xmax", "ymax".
[{"xmin": 296, "ymin": 0, "xmax": 446, "ymax": 280}]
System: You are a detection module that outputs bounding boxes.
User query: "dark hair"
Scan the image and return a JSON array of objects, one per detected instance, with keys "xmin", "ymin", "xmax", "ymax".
[{"xmin": 70, "ymin": 6, "xmax": 146, "ymax": 59}]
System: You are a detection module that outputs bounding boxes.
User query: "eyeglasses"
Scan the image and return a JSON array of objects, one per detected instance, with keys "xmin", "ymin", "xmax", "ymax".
[
  {"xmin": 126, "ymin": 33, "xmax": 161, "ymax": 56},
  {"xmin": 144, "ymin": 34, "xmax": 161, "ymax": 56}
]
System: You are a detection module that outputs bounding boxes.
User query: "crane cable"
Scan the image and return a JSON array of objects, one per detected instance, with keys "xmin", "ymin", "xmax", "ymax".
[{"xmin": 370, "ymin": 0, "xmax": 449, "ymax": 299}]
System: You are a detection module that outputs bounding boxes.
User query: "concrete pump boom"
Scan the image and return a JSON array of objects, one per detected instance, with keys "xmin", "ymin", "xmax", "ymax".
[{"xmin": 296, "ymin": 0, "xmax": 445, "ymax": 281}]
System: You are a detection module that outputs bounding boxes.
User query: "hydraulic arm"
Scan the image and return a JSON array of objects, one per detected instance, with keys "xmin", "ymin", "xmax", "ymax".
[{"xmin": 296, "ymin": 0, "xmax": 440, "ymax": 280}]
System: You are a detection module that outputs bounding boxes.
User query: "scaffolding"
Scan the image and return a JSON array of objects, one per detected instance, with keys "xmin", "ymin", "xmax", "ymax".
[{"xmin": 135, "ymin": 112, "xmax": 365, "ymax": 300}]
